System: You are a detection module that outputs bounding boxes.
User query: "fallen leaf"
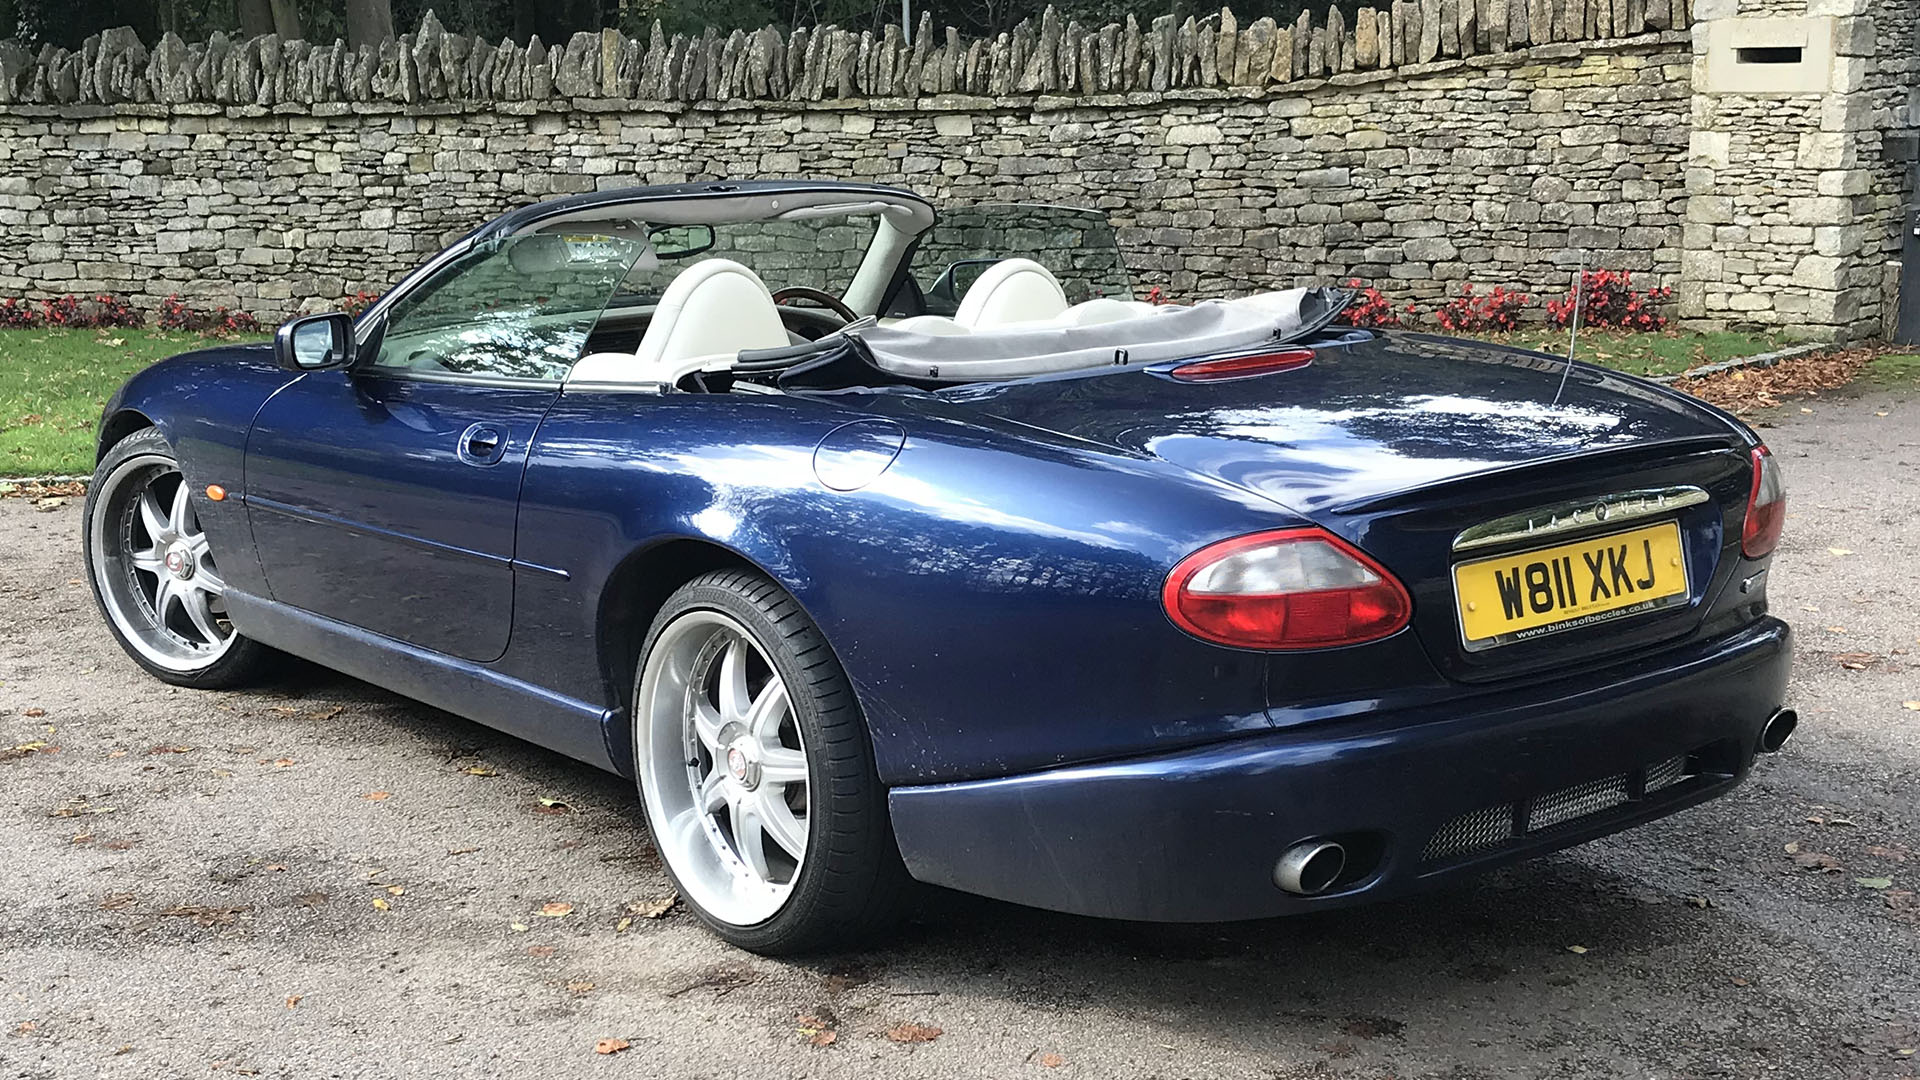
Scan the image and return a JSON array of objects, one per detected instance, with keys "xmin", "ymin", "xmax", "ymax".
[
  {"xmin": 886, "ymin": 1022, "xmax": 942, "ymax": 1044},
  {"xmin": 539, "ymin": 902, "xmax": 574, "ymax": 918},
  {"xmin": 284, "ymin": 995, "xmax": 301, "ymax": 1009},
  {"xmin": 1856, "ymin": 877, "xmax": 1894, "ymax": 889},
  {"xmin": 810, "ymin": 1030, "xmax": 838, "ymax": 1047},
  {"xmin": 371, "ymin": 897, "xmax": 391, "ymax": 911},
  {"xmin": 1903, "ymin": 701, "xmax": 1920, "ymax": 711},
  {"xmin": 364, "ymin": 791, "xmax": 391, "ymax": 801},
  {"xmin": 534, "ymin": 797, "xmax": 575, "ymax": 815},
  {"xmin": 1039, "ymin": 1052, "xmax": 1066, "ymax": 1067},
  {"xmin": 1565, "ymin": 945, "xmax": 1588, "ymax": 954},
  {"xmin": 628, "ymin": 893, "xmax": 677, "ymax": 920},
  {"xmin": 1730, "ymin": 976, "xmax": 1750, "ymax": 987},
  {"xmin": 463, "ymin": 765, "xmax": 499, "ymax": 777},
  {"xmin": 273, "ymin": 759, "xmax": 295, "ymax": 768},
  {"xmin": 567, "ymin": 980, "xmax": 595, "ymax": 995},
  {"xmin": 1791, "ymin": 850, "xmax": 1843, "ymax": 871},
  {"xmin": 23, "ymin": 707, "xmax": 44, "ymax": 718},
  {"xmin": 1686, "ymin": 896, "xmax": 1711, "ymax": 909},
  {"xmin": 1828, "ymin": 547, "xmax": 1854, "ymax": 556},
  {"xmin": 615, "ymin": 917, "xmax": 632, "ymax": 932},
  {"xmin": 527, "ymin": 945, "xmax": 556, "ymax": 959},
  {"xmin": 594, "ymin": 1038, "xmax": 631, "ymax": 1056},
  {"xmin": 1866, "ymin": 845, "xmax": 1911, "ymax": 862},
  {"xmin": 386, "ymin": 885, "xmax": 405, "ymax": 896},
  {"xmin": 510, "ymin": 922, "xmax": 529, "ymax": 933}
]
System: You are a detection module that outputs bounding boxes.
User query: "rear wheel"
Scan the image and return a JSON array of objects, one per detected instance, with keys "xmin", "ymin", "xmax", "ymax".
[
  {"xmin": 632, "ymin": 569, "xmax": 906, "ymax": 954},
  {"xmin": 84, "ymin": 428, "xmax": 278, "ymax": 688}
]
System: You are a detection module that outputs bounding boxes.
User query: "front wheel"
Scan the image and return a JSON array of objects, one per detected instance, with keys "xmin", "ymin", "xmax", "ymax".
[
  {"xmin": 632, "ymin": 569, "xmax": 906, "ymax": 954},
  {"xmin": 84, "ymin": 428, "xmax": 278, "ymax": 688}
]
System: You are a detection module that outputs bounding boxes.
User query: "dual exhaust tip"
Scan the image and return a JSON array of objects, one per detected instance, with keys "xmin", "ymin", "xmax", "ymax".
[
  {"xmin": 1760, "ymin": 707, "xmax": 1798, "ymax": 754},
  {"xmin": 1275, "ymin": 840, "xmax": 1348, "ymax": 896},
  {"xmin": 1277, "ymin": 707, "xmax": 1799, "ymax": 897}
]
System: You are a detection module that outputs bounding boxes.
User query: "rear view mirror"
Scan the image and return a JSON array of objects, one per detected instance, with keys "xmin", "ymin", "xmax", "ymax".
[
  {"xmin": 649, "ymin": 223, "xmax": 717, "ymax": 259},
  {"xmin": 275, "ymin": 312, "xmax": 356, "ymax": 372}
]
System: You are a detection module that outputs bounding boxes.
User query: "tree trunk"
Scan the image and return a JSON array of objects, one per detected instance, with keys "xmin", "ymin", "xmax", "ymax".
[
  {"xmin": 268, "ymin": 0, "xmax": 302, "ymax": 39},
  {"xmin": 345, "ymin": 0, "xmax": 396, "ymax": 47},
  {"xmin": 237, "ymin": 0, "xmax": 273, "ymax": 36}
]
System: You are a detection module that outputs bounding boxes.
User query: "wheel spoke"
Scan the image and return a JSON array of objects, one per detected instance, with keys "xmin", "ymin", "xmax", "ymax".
[
  {"xmin": 195, "ymin": 566, "xmax": 227, "ymax": 596},
  {"xmin": 151, "ymin": 576, "xmax": 176, "ymax": 623},
  {"xmin": 128, "ymin": 547, "xmax": 165, "ymax": 574},
  {"xmin": 690, "ymin": 698, "xmax": 725, "ymax": 753},
  {"xmin": 179, "ymin": 587, "xmax": 223, "ymax": 644},
  {"xmin": 755, "ymin": 793, "xmax": 807, "ymax": 859},
  {"xmin": 758, "ymin": 746, "xmax": 808, "ymax": 787},
  {"xmin": 744, "ymin": 678, "xmax": 790, "ymax": 740},
  {"xmin": 698, "ymin": 768, "xmax": 728, "ymax": 814},
  {"xmin": 716, "ymin": 636, "xmax": 752, "ymax": 723},
  {"xmin": 731, "ymin": 801, "xmax": 772, "ymax": 881},
  {"xmin": 169, "ymin": 478, "xmax": 193, "ymax": 535},
  {"xmin": 138, "ymin": 488, "xmax": 171, "ymax": 542}
]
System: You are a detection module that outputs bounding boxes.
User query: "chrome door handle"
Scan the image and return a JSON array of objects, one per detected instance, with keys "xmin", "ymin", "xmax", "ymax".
[{"xmin": 458, "ymin": 422, "xmax": 507, "ymax": 465}]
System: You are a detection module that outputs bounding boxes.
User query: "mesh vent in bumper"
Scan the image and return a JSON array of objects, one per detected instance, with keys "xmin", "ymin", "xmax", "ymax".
[{"xmin": 1422, "ymin": 751, "xmax": 1701, "ymax": 865}]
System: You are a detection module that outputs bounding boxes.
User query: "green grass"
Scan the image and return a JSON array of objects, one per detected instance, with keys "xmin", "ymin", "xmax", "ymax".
[
  {"xmin": 0, "ymin": 328, "xmax": 262, "ymax": 478},
  {"xmin": 1452, "ymin": 328, "xmax": 1791, "ymax": 378},
  {"xmin": 1864, "ymin": 353, "xmax": 1920, "ymax": 388}
]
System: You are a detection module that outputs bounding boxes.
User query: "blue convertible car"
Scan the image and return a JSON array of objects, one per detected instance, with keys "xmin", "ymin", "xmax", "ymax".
[{"xmin": 85, "ymin": 181, "xmax": 1794, "ymax": 954}]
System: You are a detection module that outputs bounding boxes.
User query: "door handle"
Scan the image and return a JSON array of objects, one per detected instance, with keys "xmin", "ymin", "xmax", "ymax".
[{"xmin": 458, "ymin": 422, "xmax": 507, "ymax": 466}]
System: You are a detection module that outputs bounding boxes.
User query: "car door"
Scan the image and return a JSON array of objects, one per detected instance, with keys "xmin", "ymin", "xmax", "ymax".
[{"xmin": 243, "ymin": 231, "xmax": 641, "ymax": 662}]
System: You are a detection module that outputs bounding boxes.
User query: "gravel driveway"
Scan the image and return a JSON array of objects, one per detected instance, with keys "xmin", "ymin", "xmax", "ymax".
[{"xmin": 2, "ymin": 385, "xmax": 1916, "ymax": 1080}]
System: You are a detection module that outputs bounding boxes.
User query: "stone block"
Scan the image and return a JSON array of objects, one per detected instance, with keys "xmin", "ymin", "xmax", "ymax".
[
  {"xmin": 1788, "ymin": 195, "xmax": 1853, "ymax": 226},
  {"xmin": 1686, "ymin": 195, "xmax": 1732, "ymax": 224}
]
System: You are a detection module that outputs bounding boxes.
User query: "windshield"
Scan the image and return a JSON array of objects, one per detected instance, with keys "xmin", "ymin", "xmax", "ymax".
[
  {"xmin": 904, "ymin": 204, "xmax": 1133, "ymax": 316},
  {"xmin": 612, "ymin": 212, "xmax": 886, "ymax": 305}
]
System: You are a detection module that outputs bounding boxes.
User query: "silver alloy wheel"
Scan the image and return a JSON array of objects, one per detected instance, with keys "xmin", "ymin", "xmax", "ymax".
[
  {"xmin": 89, "ymin": 453, "xmax": 236, "ymax": 672},
  {"xmin": 637, "ymin": 610, "xmax": 810, "ymax": 926}
]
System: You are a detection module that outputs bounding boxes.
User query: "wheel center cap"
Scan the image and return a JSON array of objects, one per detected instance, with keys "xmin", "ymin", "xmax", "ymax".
[
  {"xmin": 164, "ymin": 546, "xmax": 195, "ymax": 580},
  {"xmin": 725, "ymin": 744, "xmax": 759, "ymax": 789}
]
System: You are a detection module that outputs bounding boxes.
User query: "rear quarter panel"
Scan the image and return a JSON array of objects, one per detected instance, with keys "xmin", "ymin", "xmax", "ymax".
[{"xmin": 508, "ymin": 389, "xmax": 1323, "ymax": 785}]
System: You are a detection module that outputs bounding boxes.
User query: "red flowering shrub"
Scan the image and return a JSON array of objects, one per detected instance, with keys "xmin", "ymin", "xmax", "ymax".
[
  {"xmin": 1336, "ymin": 279, "xmax": 1403, "ymax": 328},
  {"xmin": 1433, "ymin": 284, "xmax": 1530, "ymax": 333},
  {"xmin": 211, "ymin": 307, "xmax": 261, "ymax": 335},
  {"xmin": 341, "ymin": 290, "xmax": 381, "ymax": 316},
  {"xmin": 0, "ymin": 298, "xmax": 40, "ymax": 328},
  {"xmin": 156, "ymin": 294, "xmax": 261, "ymax": 335},
  {"xmin": 1546, "ymin": 269, "xmax": 1671, "ymax": 331},
  {"xmin": 38, "ymin": 295, "xmax": 81, "ymax": 326}
]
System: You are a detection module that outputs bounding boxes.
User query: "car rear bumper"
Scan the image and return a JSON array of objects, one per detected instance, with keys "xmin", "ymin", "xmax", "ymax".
[{"xmin": 886, "ymin": 617, "xmax": 1792, "ymax": 921}]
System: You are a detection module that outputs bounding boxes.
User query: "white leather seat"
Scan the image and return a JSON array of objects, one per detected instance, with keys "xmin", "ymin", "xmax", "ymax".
[
  {"xmin": 953, "ymin": 258, "xmax": 1071, "ymax": 328},
  {"xmin": 888, "ymin": 314, "xmax": 972, "ymax": 336},
  {"xmin": 569, "ymin": 258, "xmax": 790, "ymax": 387},
  {"xmin": 1063, "ymin": 297, "xmax": 1157, "ymax": 326}
]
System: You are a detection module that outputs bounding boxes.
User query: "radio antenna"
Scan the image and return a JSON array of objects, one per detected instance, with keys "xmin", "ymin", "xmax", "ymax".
[{"xmin": 1552, "ymin": 253, "xmax": 1587, "ymax": 406}]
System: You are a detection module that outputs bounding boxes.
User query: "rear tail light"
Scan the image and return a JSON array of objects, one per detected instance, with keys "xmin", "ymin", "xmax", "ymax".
[
  {"xmin": 1168, "ymin": 348, "xmax": 1314, "ymax": 383},
  {"xmin": 1741, "ymin": 444, "xmax": 1785, "ymax": 558},
  {"xmin": 1162, "ymin": 528, "xmax": 1412, "ymax": 649}
]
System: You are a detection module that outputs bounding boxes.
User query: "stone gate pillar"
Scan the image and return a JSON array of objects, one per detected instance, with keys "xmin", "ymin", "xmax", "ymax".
[{"xmin": 1682, "ymin": 0, "xmax": 1914, "ymax": 342}]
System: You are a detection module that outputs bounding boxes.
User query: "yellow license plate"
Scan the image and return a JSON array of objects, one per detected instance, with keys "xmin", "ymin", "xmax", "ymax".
[{"xmin": 1452, "ymin": 522, "xmax": 1689, "ymax": 651}]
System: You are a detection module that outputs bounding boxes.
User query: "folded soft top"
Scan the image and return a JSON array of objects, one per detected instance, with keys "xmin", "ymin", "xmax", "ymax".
[{"xmin": 851, "ymin": 287, "xmax": 1350, "ymax": 382}]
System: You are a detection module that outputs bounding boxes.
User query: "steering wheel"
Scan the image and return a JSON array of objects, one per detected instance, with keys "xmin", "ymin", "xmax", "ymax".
[{"xmin": 770, "ymin": 286, "xmax": 858, "ymax": 324}]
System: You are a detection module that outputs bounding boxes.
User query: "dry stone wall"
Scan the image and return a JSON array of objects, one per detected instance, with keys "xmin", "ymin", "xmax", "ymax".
[
  {"xmin": 0, "ymin": 1, "xmax": 1909, "ymax": 341},
  {"xmin": 0, "ymin": 21, "xmax": 1696, "ymax": 324}
]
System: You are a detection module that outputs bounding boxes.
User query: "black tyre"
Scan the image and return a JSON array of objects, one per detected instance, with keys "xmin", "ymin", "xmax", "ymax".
[
  {"xmin": 631, "ymin": 568, "xmax": 907, "ymax": 954},
  {"xmin": 84, "ymin": 427, "xmax": 279, "ymax": 689}
]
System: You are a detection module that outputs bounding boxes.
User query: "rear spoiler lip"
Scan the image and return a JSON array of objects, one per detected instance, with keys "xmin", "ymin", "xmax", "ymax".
[{"xmin": 1323, "ymin": 435, "xmax": 1750, "ymax": 517}]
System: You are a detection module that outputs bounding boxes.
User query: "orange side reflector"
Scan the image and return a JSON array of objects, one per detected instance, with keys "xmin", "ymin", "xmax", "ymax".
[{"xmin": 205, "ymin": 484, "xmax": 227, "ymax": 502}]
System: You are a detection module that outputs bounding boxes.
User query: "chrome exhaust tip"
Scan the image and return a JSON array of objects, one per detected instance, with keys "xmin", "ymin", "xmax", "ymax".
[
  {"xmin": 1275, "ymin": 840, "xmax": 1348, "ymax": 896},
  {"xmin": 1759, "ymin": 707, "xmax": 1799, "ymax": 754}
]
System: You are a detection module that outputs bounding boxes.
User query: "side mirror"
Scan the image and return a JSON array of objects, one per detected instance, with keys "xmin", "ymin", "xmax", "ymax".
[{"xmin": 275, "ymin": 312, "xmax": 356, "ymax": 372}]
